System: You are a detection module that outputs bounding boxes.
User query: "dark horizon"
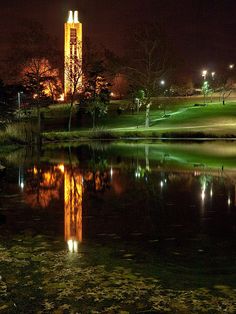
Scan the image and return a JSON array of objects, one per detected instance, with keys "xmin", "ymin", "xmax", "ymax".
[{"xmin": 1, "ymin": 0, "xmax": 236, "ymax": 80}]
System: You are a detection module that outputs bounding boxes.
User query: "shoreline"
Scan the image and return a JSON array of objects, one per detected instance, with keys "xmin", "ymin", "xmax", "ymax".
[{"xmin": 1, "ymin": 132, "xmax": 236, "ymax": 150}]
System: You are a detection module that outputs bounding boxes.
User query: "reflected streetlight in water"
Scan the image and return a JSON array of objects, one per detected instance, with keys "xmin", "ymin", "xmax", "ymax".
[
  {"xmin": 201, "ymin": 190, "xmax": 205, "ymax": 201},
  {"xmin": 201, "ymin": 182, "xmax": 206, "ymax": 201},
  {"xmin": 18, "ymin": 166, "xmax": 24, "ymax": 190},
  {"xmin": 135, "ymin": 166, "xmax": 141, "ymax": 179},
  {"xmin": 145, "ymin": 145, "xmax": 150, "ymax": 171},
  {"xmin": 58, "ymin": 164, "xmax": 65, "ymax": 173}
]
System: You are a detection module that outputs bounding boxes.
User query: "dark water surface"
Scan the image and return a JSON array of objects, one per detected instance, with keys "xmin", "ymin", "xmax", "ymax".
[{"xmin": 0, "ymin": 141, "xmax": 236, "ymax": 313}]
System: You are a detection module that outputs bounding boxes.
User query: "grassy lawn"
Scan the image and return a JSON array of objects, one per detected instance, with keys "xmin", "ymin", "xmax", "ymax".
[
  {"xmin": 101, "ymin": 101, "xmax": 236, "ymax": 129},
  {"xmin": 15, "ymin": 96, "xmax": 236, "ymax": 140}
]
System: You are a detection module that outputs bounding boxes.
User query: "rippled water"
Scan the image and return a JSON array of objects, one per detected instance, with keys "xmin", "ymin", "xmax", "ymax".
[{"xmin": 0, "ymin": 141, "xmax": 236, "ymax": 313}]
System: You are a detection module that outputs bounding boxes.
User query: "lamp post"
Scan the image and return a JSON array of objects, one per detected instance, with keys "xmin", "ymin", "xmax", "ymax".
[
  {"xmin": 160, "ymin": 80, "xmax": 166, "ymax": 115},
  {"xmin": 210, "ymin": 72, "xmax": 216, "ymax": 102},
  {"xmin": 17, "ymin": 91, "xmax": 23, "ymax": 109}
]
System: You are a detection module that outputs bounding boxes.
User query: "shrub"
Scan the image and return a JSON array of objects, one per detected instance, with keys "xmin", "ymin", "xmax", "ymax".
[{"xmin": 88, "ymin": 127, "xmax": 117, "ymax": 139}]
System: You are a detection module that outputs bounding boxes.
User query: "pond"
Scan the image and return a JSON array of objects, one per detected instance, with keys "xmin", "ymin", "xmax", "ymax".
[{"xmin": 0, "ymin": 141, "xmax": 236, "ymax": 313}]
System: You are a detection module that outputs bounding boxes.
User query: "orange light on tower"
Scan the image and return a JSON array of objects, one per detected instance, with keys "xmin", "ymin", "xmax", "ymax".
[{"xmin": 64, "ymin": 10, "xmax": 82, "ymax": 97}]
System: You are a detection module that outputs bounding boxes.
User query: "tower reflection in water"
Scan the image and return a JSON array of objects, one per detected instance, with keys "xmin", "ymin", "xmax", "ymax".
[
  {"xmin": 24, "ymin": 155, "xmax": 236, "ymax": 253},
  {"xmin": 24, "ymin": 163, "xmax": 83, "ymax": 253},
  {"xmin": 64, "ymin": 168, "xmax": 83, "ymax": 253}
]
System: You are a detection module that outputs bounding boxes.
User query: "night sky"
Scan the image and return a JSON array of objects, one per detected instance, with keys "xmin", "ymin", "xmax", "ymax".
[{"xmin": 1, "ymin": 0, "xmax": 236, "ymax": 78}]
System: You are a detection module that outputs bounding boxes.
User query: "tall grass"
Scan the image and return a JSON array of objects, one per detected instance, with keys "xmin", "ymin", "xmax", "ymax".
[
  {"xmin": 5, "ymin": 122, "xmax": 38, "ymax": 144},
  {"xmin": 0, "ymin": 130, "xmax": 11, "ymax": 144}
]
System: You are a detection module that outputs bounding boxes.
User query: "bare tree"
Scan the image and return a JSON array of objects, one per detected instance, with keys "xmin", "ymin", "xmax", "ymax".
[
  {"xmin": 215, "ymin": 66, "xmax": 236, "ymax": 105},
  {"xmin": 64, "ymin": 51, "xmax": 83, "ymax": 131},
  {"xmin": 112, "ymin": 74, "xmax": 128, "ymax": 99},
  {"xmin": 125, "ymin": 23, "xmax": 171, "ymax": 127},
  {"xmin": 22, "ymin": 58, "xmax": 59, "ymax": 144},
  {"xmin": 219, "ymin": 77, "xmax": 234, "ymax": 105},
  {"xmin": 44, "ymin": 72, "xmax": 62, "ymax": 104}
]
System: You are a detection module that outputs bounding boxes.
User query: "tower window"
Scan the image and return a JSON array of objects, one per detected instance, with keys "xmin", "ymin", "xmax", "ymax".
[{"xmin": 70, "ymin": 28, "xmax": 77, "ymax": 45}]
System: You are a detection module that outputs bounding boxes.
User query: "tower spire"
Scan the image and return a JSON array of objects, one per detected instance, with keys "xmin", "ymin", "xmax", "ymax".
[
  {"xmin": 74, "ymin": 11, "xmax": 79, "ymax": 23},
  {"xmin": 68, "ymin": 10, "xmax": 73, "ymax": 23}
]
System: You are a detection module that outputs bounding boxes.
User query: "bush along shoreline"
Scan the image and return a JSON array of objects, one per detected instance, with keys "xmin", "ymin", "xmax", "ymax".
[{"xmin": 42, "ymin": 129, "xmax": 236, "ymax": 143}]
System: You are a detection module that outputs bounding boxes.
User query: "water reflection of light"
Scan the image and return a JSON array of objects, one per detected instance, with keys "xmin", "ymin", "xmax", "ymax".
[
  {"xmin": 57, "ymin": 164, "xmax": 65, "ymax": 173},
  {"xmin": 228, "ymin": 196, "xmax": 231, "ymax": 206},
  {"xmin": 201, "ymin": 183, "xmax": 206, "ymax": 201},
  {"xmin": 135, "ymin": 171, "xmax": 140, "ymax": 178},
  {"xmin": 67, "ymin": 239, "xmax": 78, "ymax": 253},
  {"xmin": 110, "ymin": 167, "xmax": 113, "ymax": 178},
  {"xmin": 160, "ymin": 180, "xmax": 164, "ymax": 188},
  {"xmin": 201, "ymin": 190, "xmax": 205, "ymax": 201},
  {"xmin": 24, "ymin": 165, "xmax": 63, "ymax": 208},
  {"xmin": 18, "ymin": 167, "xmax": 24, "ymax": 190},
  {"xmin": 64, "ymin": 170, "xmax": 83, "ymax": 251},
  {"xmin": 210, "ymin": 188, "xmax": 213, "ymax": 197}
]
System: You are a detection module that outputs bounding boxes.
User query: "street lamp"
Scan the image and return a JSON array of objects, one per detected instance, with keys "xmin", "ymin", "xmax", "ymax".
[
  {"xmin": 160, "ymin": 80, "xmax": 165, "ymax": 86},
  {"xmin": 211, "ymin": 72, "xmax": 215, "ymax": 79},
  {"xmin": 229, "ymin": 64, "xmax": 234, "ymax": 69},
  {"xmin": 202, "ymin": 70, "xmax": 207, "ymax": 80},
  {"xmin": 17, "ymin": 91, "xmax": 23, "ymax": 109}
]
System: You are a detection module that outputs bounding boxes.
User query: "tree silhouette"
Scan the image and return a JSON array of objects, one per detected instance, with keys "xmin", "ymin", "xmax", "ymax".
[{"xmin": 125, "ymin": 23, "xmax": 171, "ymax": 127}]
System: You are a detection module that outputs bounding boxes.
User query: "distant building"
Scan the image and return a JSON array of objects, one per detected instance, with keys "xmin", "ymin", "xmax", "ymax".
[{"xmin": 64, "ymin": 10, "xmax": 82, "ymax": 97}]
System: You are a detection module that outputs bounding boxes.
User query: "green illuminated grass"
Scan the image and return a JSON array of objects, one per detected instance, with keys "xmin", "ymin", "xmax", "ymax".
[
  {"xmin": 20, "ymin": 97, "xmax": 236, "ymax": 140},
  {"xmin": 43, "ymin": 108, "xmax": 236, "ymax": 140}
]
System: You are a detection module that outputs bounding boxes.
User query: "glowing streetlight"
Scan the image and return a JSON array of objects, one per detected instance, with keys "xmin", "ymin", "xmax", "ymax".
[
  {"xmin": 202, "ymin": 70, "xmax": 207, "ymax": 80},
  {"xmin": 229, "ymin": 64, "xmax": 234, "ymax": 69},
  {"xmin": 211, "ymin": 72, "xmax": 215, "ymax": 79},
  {"xmin": 160, "ymin": 80, "xmax": 165, "ymax": 86}
]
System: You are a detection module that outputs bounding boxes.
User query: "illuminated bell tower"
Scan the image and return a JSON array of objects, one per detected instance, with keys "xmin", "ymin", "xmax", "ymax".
[{"xmin": 64, "ymin": 10, "xmax": 82, "ymax": 97}]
